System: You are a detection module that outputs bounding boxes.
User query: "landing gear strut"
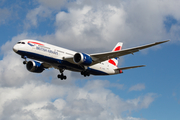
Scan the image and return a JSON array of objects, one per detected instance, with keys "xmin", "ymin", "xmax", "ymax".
[
  {"xmin": 22, "ymin": 56, "xmax": 27, "ymax": 64},
  {"xmin": 57, "ymin": 69, "xmax": 67, "ymax": 80}
]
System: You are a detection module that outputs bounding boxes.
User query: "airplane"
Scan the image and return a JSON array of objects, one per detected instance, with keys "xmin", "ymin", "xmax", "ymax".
[{"xmin": 13, "ymin": 39, "xmax": 169, "ymax": 80}]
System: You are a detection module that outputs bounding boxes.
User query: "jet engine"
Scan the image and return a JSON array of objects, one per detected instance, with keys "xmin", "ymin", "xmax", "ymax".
[
  {"xmin": 26, "ymin": 61, "xmax": 44, "ymax": 73},
  {"xmin": 73, "ymin": 53, "xmax": 93, "ymax": 66}
]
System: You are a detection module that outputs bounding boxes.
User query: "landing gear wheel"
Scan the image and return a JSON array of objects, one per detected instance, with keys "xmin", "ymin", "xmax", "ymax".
[
  {"xmin": 22, "ymin": 56, "xmax": 27, "ymax": 65},
  {"xmin": 57, "ymin": 74, "xmax": 61, "ymax": 78},
  {"xmin": 63, "ymin": 76, "xmax": 67, "ymax": 80},
  {"xmin": 57, "ymin": 74, "xmax": 67, "ymax": 80},
  {"xmin": 57, "ymin": 69, "xmax": 67, "ymax": 80},
  {"xmin": 81, "ymin": 71, "xmax": 90, "ymax": 77},
  {"xmin": 23, "ymin": 61, "xmax": 27, "ymax": 64}
]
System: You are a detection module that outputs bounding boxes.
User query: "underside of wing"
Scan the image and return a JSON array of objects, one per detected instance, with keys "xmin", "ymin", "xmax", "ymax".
[
  {"xmin": 62, "ymin": 56, "xmax": 75, "ymax": 64},
  {"xmin": 90, "ymin": 40, "xmax": 169, "ymax": 65},
  {"xmin": 42, "ymin": 62, "xmax": 52, "ymax": 69}
]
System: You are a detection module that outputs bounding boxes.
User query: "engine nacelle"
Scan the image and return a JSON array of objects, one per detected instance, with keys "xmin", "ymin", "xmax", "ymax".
[
  {"xmin": 26, "ymin": 61, "xmax": 44, "ymax": 73},
  {"xmin": 73, "ymin": 53, "xmax": 93, "ymax": 66}
]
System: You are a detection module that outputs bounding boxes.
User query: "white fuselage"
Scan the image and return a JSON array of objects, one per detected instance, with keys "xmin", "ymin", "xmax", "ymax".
[{"xmin": 13, "ymin": 39, "xmax": 118, "ymax": 75}]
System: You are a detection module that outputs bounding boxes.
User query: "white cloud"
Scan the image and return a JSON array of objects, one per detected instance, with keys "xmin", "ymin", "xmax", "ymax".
[
  {"xmin": 25, "ymin": 6, "xmax": 51, "ymax": 29},
  {"xmin": 125, "ymin": 117, "xmax": 146, "ymax": 120},
  {"xmin": 129, "ymin": 84, "xmax": 145, "ymax": 92},
  {"xmin": 38, "ymin": 0, "xmax": 179, "ymax": 54},
  {"xmin": 0, "ymin": 33, "xmax": 34, "ymax": 87},
  {"xmin": 48, "ymin": 5, "xmax": 127, "ymax": 51},
  {"xmin": 0, "ymin": 80, "xmax": 156, "ymax": 120}
]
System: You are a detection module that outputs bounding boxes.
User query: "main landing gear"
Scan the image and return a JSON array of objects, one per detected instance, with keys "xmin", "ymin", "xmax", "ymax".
[
  {"xmin": 81, "ymin": 71, "xmax": 90, "ymax": 77},
  {"xmin": 57, "ymin": 69, "xmax": 67, "ymax": 80}
]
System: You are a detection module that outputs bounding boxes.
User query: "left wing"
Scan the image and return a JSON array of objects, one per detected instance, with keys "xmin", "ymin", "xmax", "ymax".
[
  {"xmin": 90, "ymin": 40, "xmax": 169, "ymax": 65},
  {"xmin": 42, "ymin": 62, "xmax": 52, "ymax": 68}
]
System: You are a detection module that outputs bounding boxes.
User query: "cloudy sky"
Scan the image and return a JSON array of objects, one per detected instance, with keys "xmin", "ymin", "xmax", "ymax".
[{"xmin": 0, "ymin": 0, "xmax": 180, "ymax": 120}]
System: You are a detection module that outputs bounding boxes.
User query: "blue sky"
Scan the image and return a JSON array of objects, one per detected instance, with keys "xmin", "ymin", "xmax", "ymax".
[{"xmin": 0, "ymin": 0, "xmax": 180, "ymax": 120}]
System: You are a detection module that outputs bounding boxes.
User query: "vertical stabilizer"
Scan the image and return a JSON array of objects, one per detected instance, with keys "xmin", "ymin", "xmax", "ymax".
[
  {"xmin": 108, "ymin": 42, "xmax": 123, "ymax": 67},
  {"xmin": 112, "ymin": 42, "xmax": 123, "ymax": 52}
]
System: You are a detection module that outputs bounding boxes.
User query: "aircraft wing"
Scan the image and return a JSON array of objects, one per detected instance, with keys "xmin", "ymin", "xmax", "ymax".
[
  {"xmin": 42, "ymin": 62, "xmax": 52, "ymax": 68},
  {"xmin": 90, "ymin": 40, "xmax": 169, "ymax": 65}
]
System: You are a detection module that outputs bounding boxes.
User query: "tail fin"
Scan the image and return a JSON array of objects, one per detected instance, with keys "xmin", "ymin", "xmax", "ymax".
[
  {"xmin": 112, "ymin": 42, "xmax": 123, "ymax": 52},
  {"xmin": 108, "ymin": 42, "xmax": 123, "ymax": 67}
]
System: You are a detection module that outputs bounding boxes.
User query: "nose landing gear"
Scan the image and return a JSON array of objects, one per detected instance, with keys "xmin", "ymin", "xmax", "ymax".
[{"xmin": 22, "ymin": 56, "xmax": 27, "ymax": 64}]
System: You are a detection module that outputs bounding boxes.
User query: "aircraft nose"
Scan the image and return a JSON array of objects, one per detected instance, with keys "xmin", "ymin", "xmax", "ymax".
[{"xmin": 13, "ymin": 45, "xmax": 18, "ymax": 52}]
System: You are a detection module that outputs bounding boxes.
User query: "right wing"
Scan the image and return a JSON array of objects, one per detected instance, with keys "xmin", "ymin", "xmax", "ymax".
[{"xmin": 90, "ymin": 40, "xmax": 169, "ymax": 65}]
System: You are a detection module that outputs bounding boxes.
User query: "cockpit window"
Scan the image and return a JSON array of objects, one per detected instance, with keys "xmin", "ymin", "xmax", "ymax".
[{"xmin": 17, "ymin": 42, "xmax": 26, "ymax": 44}]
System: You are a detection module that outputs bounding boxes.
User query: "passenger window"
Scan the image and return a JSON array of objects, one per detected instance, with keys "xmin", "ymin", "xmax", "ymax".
[
  {"xmin": 22, "ymin": 42, "xmax": 25, "ymax": 44},
  {"xmin": 17, "ymin": 42, "xmax": 21, "ymax": 44}
]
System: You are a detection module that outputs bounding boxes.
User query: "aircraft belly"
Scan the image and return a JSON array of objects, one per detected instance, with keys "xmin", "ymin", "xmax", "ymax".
[
  {"xmin": 16, "ymin": 49, "xmax": 115, "ymax": 76},
  {"xmin": 17, "ymin": 50, "xmax": 84, "ymax": 71},
  {"xmin": 88, "ymin": 64, "xmax": 114, "ymax": 75}
]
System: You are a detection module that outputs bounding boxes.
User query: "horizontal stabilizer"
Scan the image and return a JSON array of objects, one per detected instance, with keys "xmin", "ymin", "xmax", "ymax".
[
  {"xmin": 116, "ymin": 65, "xmax": 145, "ymax": 70},
  {"xmin": 114, "ymin": 65, "xmax": 145, "ymax": 74}
]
